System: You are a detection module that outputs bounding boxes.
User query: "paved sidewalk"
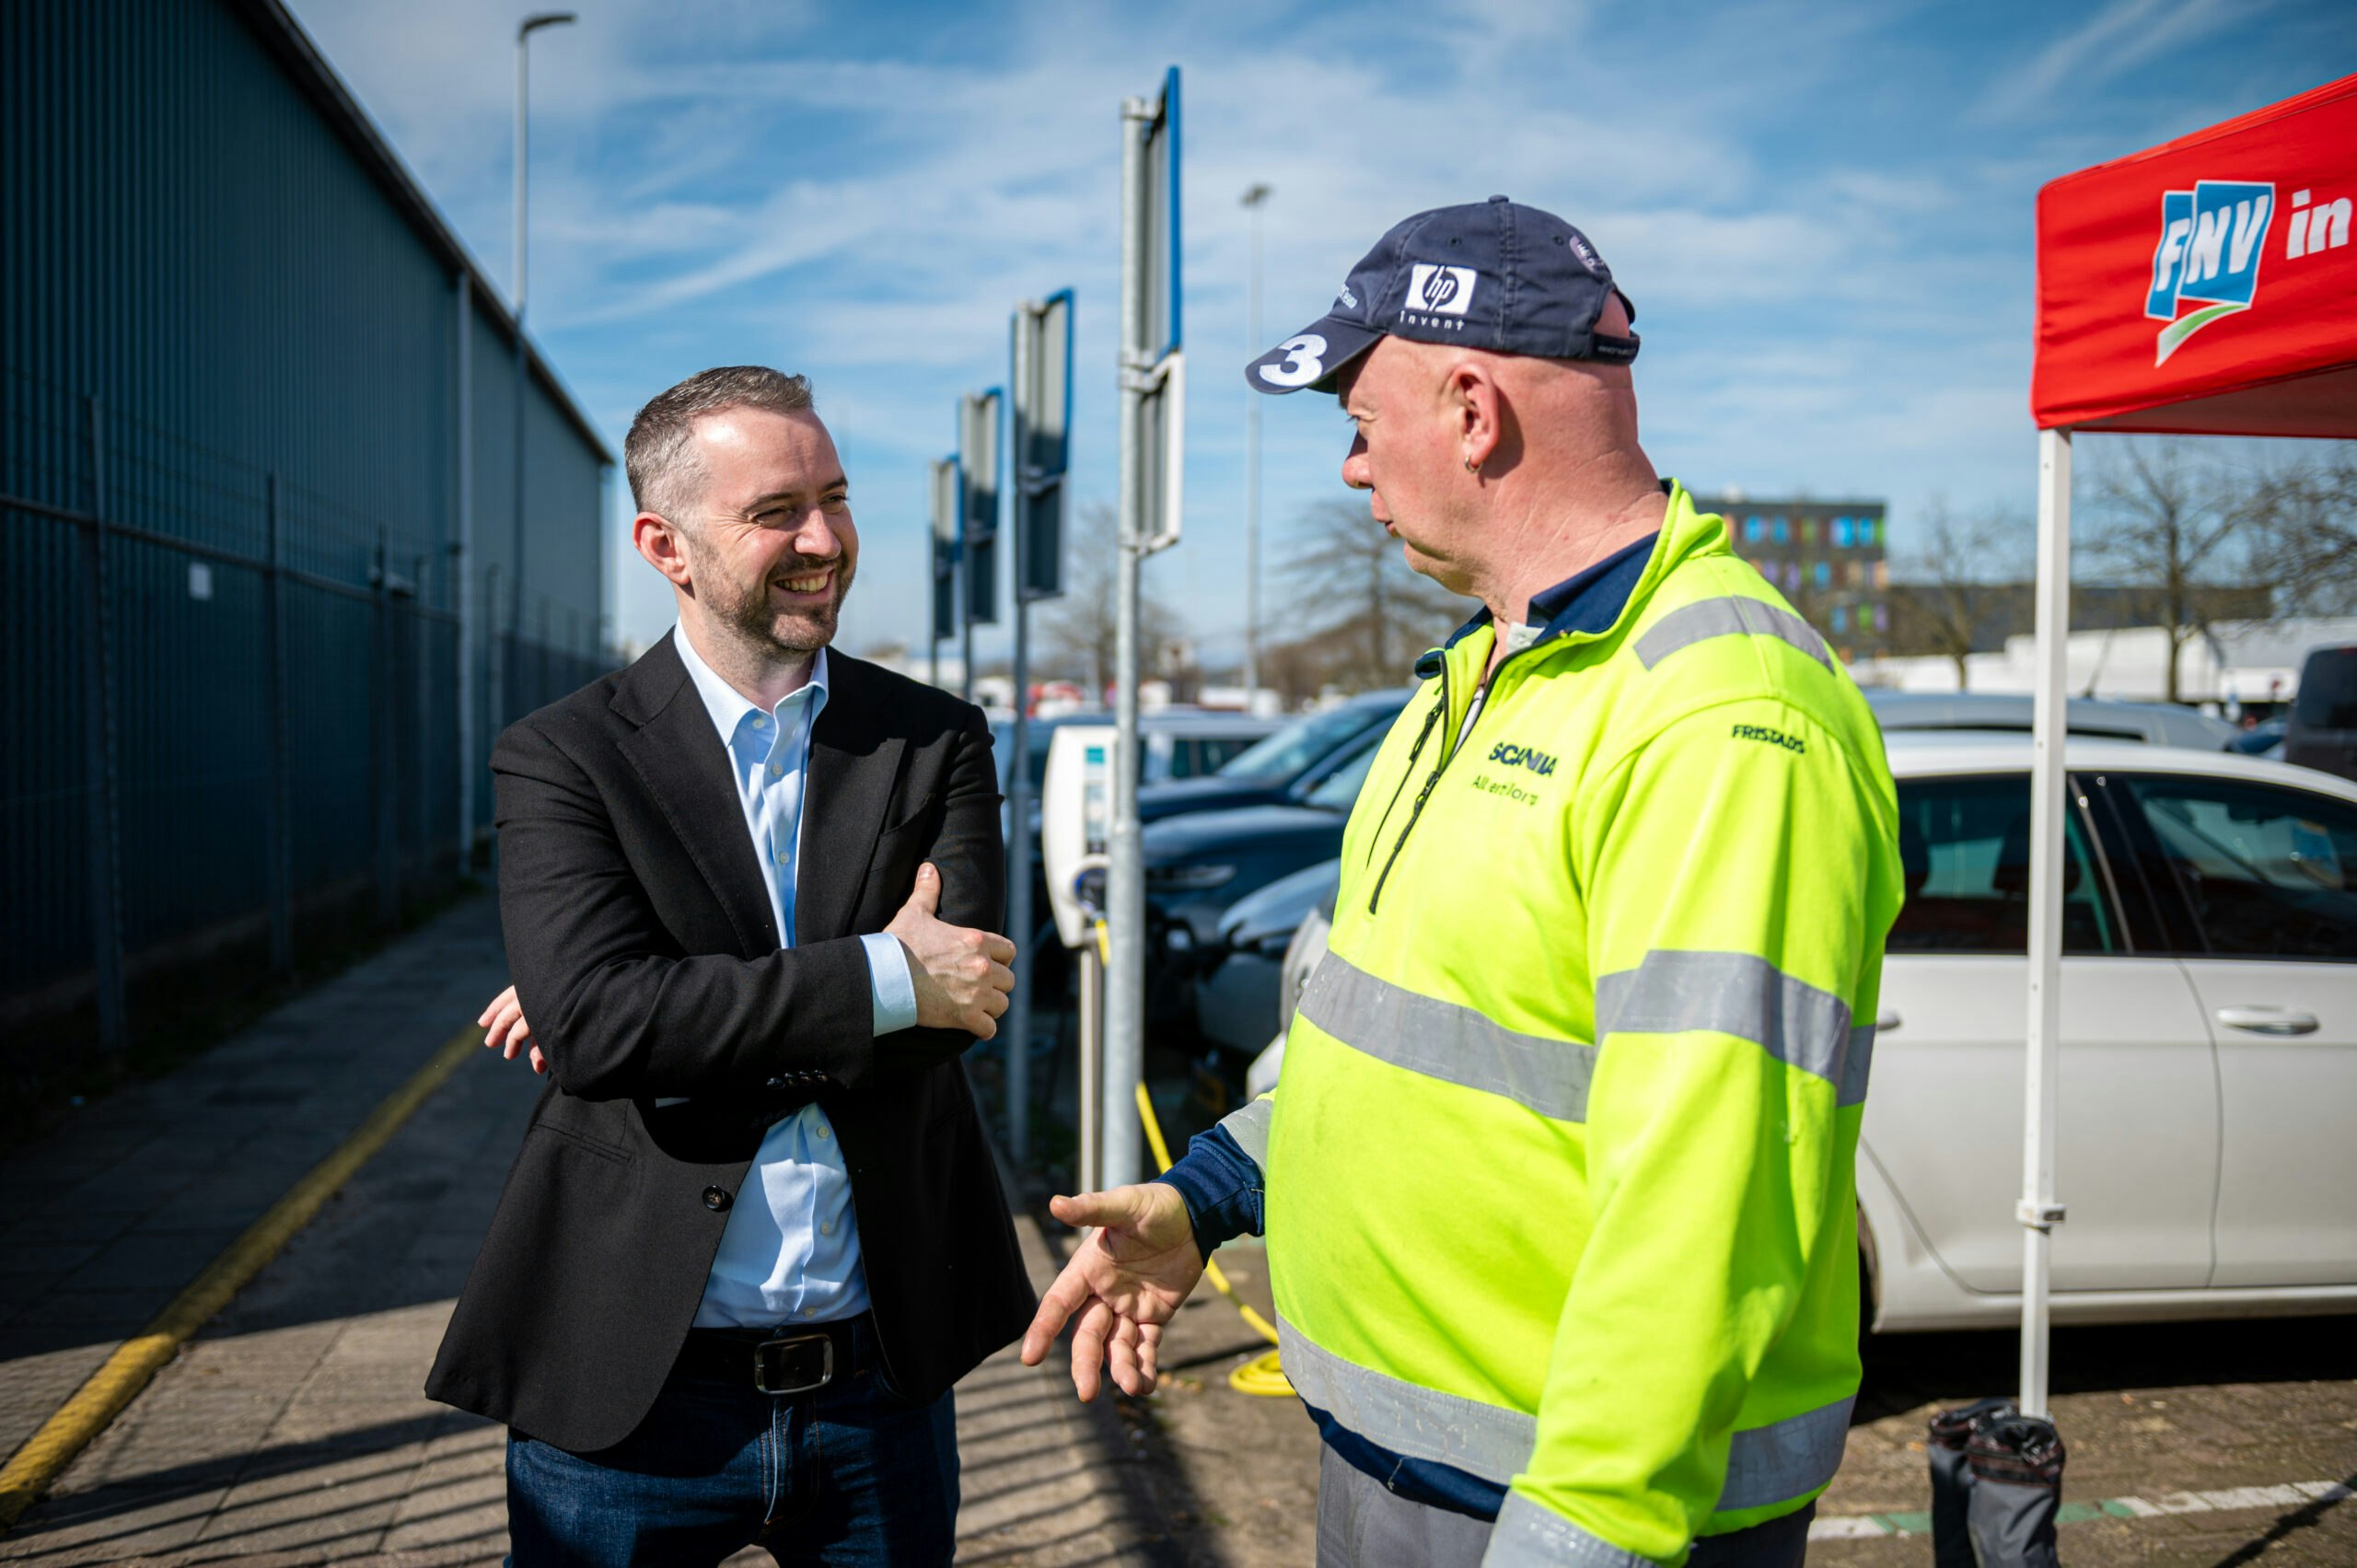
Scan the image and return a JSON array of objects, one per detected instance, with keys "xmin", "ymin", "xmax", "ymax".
[
  {"xmin": 0, "ymin": 896, "xmax": 515, "ymax": 1471},
  {"xmin": 0, "ymin": 893, "xmax": 1163, "ymax": 1566}
]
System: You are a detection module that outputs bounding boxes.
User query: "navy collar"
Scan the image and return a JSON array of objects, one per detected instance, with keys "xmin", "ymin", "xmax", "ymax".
[
  {"xmin": 1416, "ymin": 529, "xmax": 1664, "ymax": 679},
  {"xmin": 1523, "ymin": 533, "xmax": 1658, "ymax": 638}
]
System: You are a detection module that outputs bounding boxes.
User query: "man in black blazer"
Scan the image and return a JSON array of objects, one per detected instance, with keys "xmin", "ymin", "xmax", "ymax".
[{"xmin": 427, "ymin": 366, "xmax": 1036, "ymax": 1566}]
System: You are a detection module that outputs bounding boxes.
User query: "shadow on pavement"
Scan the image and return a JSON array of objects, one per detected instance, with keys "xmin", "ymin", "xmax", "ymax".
[
  {"xmin": 2206, "ymin": 1470, "xmax": 2357, "ymax": 1568},
  {"xmin": 2, "ymin": 1413, "xmax": 496, "ymax": 1562},
  {"xmin": 1855, "ymin": 1314, "xmax": 2357, "ymax": 1423}
]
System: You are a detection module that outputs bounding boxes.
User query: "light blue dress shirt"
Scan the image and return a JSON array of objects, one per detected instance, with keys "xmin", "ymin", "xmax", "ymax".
[{"xmin": 673, "ymin": 629, "xmax": 922, "ymax": 1329}]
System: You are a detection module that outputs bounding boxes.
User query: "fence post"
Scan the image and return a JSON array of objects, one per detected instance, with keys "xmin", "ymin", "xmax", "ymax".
[
  {"xmin": 484, "ymin": 563, "xmax": 502, "ymax": 878},
  {"xmin": 79, "ymin": 398, "xmax": 128, "ymax": 1054},
  {"xmin": 414, "ymin": 552, "xmax": 432, "ymax": 882},
  {"xmin": 262, "ymin": 474, "xmax": 293, "ymax": 976},
  {"xmin": 374, "ymin": 529, "xmax": 399, "ymax": 929}
]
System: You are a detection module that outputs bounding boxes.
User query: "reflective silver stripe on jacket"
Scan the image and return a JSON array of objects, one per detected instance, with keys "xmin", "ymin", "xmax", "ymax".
[
  {"xmin": 1295, "ymin": 954, "xmax": 1598, "ymax": 1121},
  {"xmin": 1716, "ymin": 1392, "xmax": 1855, "ymax": 1511},
  {"xmin": 1219, "ymin": 1096, "xmax": 1274, "ymax": 1166},
  {"xmin": 1840, "ymin": 1022, "xmax": 1875, "ymax": 1109},
  {"xmin": 1483, "ymin": 1493, "xmax": 1654, "ymax": 1568},
  {"xmin": 1595, "ymin": 950, "xmax": 1870, "ymax": 1107},
  {"xmin": 1278, "ymin": 1315, "xmax": 1533, "ymax": 1482},
  {"xmin": 1634, "ymin": 597, "xmax": 1832, "ymax": 672},
  {"xmin": 1281, "ymin": 1316, "xmax": 1853, "ymax": 1510}
]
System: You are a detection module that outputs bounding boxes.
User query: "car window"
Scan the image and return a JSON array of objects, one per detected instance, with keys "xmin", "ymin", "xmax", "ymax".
[
  {"xmin": 1192, "ymin": 736, "xmax": 1262, "ymax": 775},
  {"xmin": 1304, "ymin": 746, "xmax": 1379, "ymax": 810},
  {"xmin": 2293, "ymin": 649, "xmax": 2357, "ymax": 730},
  {"xmin": 1217, "ymin": 706, "xmax": 1376, "ymax": 783},
  {"xmin": 2116, "ymin": 774, "xmax": 2357, "ymax": 959},
  {"xmin": 1889, "ymin": 776, "xmax": 2119, "ymax": 955}
]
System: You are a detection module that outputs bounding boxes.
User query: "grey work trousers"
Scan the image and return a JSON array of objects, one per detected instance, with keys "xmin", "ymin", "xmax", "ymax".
[{"xmin": 1314, "ymin": 1445, "xmax": 1816, "ymax": 1567}]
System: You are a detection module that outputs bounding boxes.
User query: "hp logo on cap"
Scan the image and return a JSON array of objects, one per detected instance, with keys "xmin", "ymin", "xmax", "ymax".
[{"xmin": 1404, "ymin": 264, "xmax": 1478, "ymax": 318}]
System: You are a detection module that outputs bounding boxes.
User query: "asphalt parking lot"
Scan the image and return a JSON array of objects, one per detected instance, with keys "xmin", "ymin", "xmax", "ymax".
[{"xmin": 1097, "ymin": 1238, "xmax": 2357, "ymax": 1568}]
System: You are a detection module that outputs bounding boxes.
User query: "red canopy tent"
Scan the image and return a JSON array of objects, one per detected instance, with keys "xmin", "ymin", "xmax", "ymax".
[{"xmin": 2013, "ymin": 71, "xmax": 2357, "ymax": 1417}]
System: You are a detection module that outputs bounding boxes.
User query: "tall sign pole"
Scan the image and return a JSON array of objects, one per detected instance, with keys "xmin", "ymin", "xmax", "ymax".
[
  {"xmin": 1241, "ymin": 183, "xmax": 1270, "ymax": 703},
  {"xmin": 1007, "ymin": 290, "xmax": 1073, "ymax": 1167},
  {"xmin": 510, "ymin": 11, "xmax": 575, "ymax": 725},
  {"xmin": 1106, "ymin": 68, "xmax": 1181, "ymax": 1190}
]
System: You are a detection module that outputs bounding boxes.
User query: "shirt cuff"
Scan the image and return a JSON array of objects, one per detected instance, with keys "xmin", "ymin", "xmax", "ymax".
[
  {"xmin": 861, "ymin": 933, "xmax": 921, "ymax": 1036},
  {"xmin": 1154, "ymin": 1123, "xmax": 1265, "ymax": 1257}
]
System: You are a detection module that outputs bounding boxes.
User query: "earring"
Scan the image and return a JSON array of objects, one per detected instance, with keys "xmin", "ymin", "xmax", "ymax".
[{"xmin": 1465, "ymin": 458, "xmax": 1480, "ymax": 474}]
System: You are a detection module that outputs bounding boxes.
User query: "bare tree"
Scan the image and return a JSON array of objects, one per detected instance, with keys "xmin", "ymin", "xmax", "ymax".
[
  {"xmin": 1037, "ymin": 502, "xmax": 1182, "ymax": 702},
  {"xmin": 1890, "ymin": 502, "xmax": 2027, "ymax": 691},
  {"xmin": 2252, "ymin": 442, "xmax": 2357, "ymax": 616},
  {"xmin": 1277, "ymin": 499, "xmax": 1466, "ymax": 693},
  {"xmin": 2080, "ymin": 442, "xmax": 2271, "ymax": 703}
]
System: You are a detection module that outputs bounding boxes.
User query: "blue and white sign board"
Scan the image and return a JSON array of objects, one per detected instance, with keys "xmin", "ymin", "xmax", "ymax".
[
  {"xmin": 1013, "ymin": 290, "xmax": 1074, "ymax": 599},
  {"xmin": 960, "ymin": 389, "xmax": 1003, "ymax": 625},
  {"xmin": 1137, "ymin": 67, "xmax": 1184, "ymax": 555},
  {"xmin": 928, "ymin": 455, "xmax": 958, "ymax": 643},
  {"xmin": 1142, "ymin": 67, "xmax": 1180, "ymax": 365}
]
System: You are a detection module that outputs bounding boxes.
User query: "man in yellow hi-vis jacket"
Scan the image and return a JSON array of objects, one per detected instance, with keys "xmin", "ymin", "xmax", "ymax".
[{"xmin": 1020, "ymin": 198, "xmax": 1903, "ymax": 1568}]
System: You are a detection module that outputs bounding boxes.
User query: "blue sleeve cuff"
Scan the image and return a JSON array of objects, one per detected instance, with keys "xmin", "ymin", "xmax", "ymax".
[
  {"xmin": 1154, "ymin": 1124, "xmax": 1265, "ymax": 1257},
  {"xmin": 861, "ymin": 933, "xmax": 921, "ymax": 1036}
]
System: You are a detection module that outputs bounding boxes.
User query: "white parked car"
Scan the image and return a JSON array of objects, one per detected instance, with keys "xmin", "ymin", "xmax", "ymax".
[
  {"xmin": 1248, "ymin": 731, "xmax": 2357, "ymax": 1330},
  {"xmin": 1864, "ymin": 732, "xmax": 2357, "ymax": 1329}
]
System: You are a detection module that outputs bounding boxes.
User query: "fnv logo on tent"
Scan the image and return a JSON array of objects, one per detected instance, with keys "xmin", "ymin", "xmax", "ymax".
[
  {"xmin": 2147, "ymin": 181, "xmax": 2272, "ymax": 365},
  {"xmin": 2145, "ymin": 180, "xmax": 2351, "ymax": 366}
]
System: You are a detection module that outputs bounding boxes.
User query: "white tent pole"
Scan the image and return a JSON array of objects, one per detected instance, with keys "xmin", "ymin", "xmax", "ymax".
[{"xmin": 2020, "ymin": 424, "xmax": 2073, "ymax": 1420}]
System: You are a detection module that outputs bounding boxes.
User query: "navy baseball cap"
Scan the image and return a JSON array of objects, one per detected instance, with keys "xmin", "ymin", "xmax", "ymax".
[{"xmin": 1245, "ymin": 195, "xmax": 1638, "ymax": 395}]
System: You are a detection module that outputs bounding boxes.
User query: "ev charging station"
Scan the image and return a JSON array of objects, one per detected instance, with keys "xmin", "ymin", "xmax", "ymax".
[{"xmin": 1039, "ymin": 724, "xmax": 1113, "ymax": 1191}]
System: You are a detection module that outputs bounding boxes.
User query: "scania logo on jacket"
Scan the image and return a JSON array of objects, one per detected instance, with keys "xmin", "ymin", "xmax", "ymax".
[{"xmin": 1488, "ymin": 740, "xmax": 1558, "ymax": 777}]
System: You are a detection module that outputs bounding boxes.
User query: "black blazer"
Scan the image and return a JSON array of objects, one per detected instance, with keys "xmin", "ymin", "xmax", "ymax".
[{"xmin": 426, "ymin": 634, "xmax": 1036, "ymax": 1452}]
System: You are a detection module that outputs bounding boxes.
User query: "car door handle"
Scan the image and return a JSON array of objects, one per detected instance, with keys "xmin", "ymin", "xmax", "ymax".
[
  {"xmin": 1875, "ymin": 1008, "xmax": 1901, "ymax": 1032},
  {"xmin": 2215, "ymin": 1005, "xmax": 2319, "ymax": 1036}
]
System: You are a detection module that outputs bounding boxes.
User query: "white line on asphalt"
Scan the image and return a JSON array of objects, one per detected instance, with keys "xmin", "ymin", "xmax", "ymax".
[{"xmin": 1805, "ymin": 1478, "xmax": 2353, "ymax": 1539}]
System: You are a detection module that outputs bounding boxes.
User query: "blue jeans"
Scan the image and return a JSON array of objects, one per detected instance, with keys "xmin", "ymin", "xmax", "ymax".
[{"xmin": 505, "ymin": 1321, "xmax": 958, "ymax": 1567}]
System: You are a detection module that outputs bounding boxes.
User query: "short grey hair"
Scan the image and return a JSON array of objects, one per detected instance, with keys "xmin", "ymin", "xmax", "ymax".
[{"xmin": 624, "ymin": 366, "xmax": 816, "ymax": 522}]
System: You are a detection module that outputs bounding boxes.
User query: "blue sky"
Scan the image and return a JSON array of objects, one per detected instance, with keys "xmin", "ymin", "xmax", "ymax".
[{"xmin": 287, "ymin": 0, "xmax": 2349, "ymax": 664}]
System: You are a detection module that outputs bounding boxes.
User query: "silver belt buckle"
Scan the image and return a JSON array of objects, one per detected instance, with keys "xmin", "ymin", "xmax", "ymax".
[{"xmin": 752, "ymin": 1331, "xmax": 834, "ymax": 1395}]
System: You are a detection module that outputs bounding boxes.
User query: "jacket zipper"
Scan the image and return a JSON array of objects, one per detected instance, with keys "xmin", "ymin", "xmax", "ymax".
[
  {"xmin": 1362, "ymin": 691, "xmax": 1446, "ymax": 877},
  {"xmin": 1366, "ymin": 635, "xmax": 1560, "ymax": 915},
  {"xmin": 1369, "ymin": 659, "xmax": 1472, "ymax": 915}
]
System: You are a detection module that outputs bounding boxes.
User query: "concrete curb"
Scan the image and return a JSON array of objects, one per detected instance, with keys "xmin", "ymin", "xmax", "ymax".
[{"xmin": 0, "ymin": 1024, "xmax": 484, "ymax": 1533}]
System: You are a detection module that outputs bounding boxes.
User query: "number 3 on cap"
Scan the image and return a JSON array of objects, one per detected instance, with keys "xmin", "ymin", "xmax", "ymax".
[{"xmin": 1258, "ymin": 333, "xmax": 1328, "ymax": 389}]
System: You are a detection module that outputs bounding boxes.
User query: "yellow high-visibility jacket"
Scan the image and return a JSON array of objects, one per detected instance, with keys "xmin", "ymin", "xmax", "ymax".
[{"xmin": 1216, "ymin": 482, "xmax": 1902, "ymax": 1565}]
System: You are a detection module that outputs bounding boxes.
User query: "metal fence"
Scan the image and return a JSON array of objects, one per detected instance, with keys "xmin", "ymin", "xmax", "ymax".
[{"xmin": 2, "ymin": 363, "xmax": 609, "ymax": 1051}]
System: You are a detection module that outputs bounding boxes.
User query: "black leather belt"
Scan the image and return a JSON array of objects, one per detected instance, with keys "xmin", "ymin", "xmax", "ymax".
[{"xmin": 675, "ymin": 1314, "xmax": 871, "ymax": 1396}]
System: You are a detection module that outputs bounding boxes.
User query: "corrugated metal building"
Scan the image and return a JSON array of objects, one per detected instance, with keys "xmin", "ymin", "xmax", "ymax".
[{"xmin": 2, "ymin": 0, "xmax": 612, "ymax": 1048}]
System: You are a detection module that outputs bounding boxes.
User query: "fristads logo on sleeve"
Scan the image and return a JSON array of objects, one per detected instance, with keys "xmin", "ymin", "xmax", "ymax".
[{"xmin": 1400, "ymin": 264, "xmax": 1479, "ymax": 329}]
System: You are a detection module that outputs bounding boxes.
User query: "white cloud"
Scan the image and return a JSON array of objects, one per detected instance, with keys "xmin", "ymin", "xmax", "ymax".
[
  {"xmin": 284, "ymin": 0, "xmax": 2334, "ymax": 662},
  {"xmin": 1974, "ymin": 0, "xmax": 2250, "ymax": 122}
]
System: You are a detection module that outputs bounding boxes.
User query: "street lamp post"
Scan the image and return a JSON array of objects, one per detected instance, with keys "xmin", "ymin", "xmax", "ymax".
[
  {"xmin": 1240, "ymin": 183, "xmax": 1271, "ymax": 705},
  {"xmin": 510, "ymin": 10, "xmax": 576, "ymax": 724}
]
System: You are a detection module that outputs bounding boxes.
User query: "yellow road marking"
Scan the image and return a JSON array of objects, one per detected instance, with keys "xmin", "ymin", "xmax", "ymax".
[{"xmin": 0, "ymin": 1024, "xmax": 484, "ymax": 1533}]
